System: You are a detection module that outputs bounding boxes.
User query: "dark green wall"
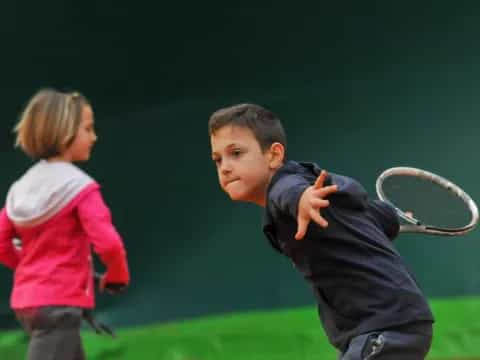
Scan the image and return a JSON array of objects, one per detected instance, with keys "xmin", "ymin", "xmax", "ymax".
[{"xmin": 1, "ymin": 2, "xmax": 480, "ymax": 328}]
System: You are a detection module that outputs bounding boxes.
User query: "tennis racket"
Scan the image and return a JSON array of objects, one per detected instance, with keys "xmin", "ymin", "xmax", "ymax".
[{"xmin": 376, "ymin": 167, "xmax": 479, "ymax": 235}]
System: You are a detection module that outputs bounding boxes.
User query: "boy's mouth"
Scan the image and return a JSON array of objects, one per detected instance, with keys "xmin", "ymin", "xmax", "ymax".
[{"xmin": 225, "ymin": 178, "xmax": 240, "ymax": 187}]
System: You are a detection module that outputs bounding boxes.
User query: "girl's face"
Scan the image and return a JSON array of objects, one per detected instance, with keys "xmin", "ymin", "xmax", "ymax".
[{"xmin": 63, "ymin": 105, "xmax": 97, "ymax": 162}]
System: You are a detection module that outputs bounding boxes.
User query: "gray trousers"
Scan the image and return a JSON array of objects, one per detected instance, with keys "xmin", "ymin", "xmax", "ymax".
[
  {"xmin": 15, "ymin": 306, "xmax": 86, "ymax": 360},
  {"xmin": 339, "ymin": 323, "xmax": 433, "ymax": 360}
]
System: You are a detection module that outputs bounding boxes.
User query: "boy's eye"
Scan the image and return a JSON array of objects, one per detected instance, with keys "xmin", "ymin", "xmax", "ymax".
[{"xmin": 232, "ymin": 149, "xmax": 242, "ymax": 156}]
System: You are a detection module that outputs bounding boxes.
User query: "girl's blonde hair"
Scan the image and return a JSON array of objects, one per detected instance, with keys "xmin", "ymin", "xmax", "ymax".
[{"xmin": 14, "ymin": 88, "xmax": 90, "ymax": 159}]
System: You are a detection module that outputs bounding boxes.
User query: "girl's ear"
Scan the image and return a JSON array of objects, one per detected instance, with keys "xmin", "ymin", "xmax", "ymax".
[{"xmin": 268, "ymin": 142, "xmax": 285, "ymax": 170}]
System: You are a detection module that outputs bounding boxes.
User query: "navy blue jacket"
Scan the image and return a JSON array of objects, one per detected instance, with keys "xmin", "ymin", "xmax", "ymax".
[{"xmin": 263, "ymin": 161, "xmax": 434, "ymax": 351}]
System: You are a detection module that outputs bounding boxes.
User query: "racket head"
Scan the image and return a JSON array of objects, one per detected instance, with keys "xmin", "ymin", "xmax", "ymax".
[{"xmin": 376, "ymin": 167, "xmax": 479, "ymax": 235}]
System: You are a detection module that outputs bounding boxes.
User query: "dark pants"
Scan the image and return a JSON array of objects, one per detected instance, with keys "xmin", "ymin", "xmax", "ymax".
[
  {"xmin": 339, "ymin": 323, "xmax": 433, "ymax": 360},
  {"xmin": 15, "ymin": 306, "xmax": 85, "ymax": 360}
]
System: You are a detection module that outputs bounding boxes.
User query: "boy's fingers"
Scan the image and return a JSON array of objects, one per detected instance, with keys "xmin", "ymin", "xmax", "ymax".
[
  {"xmin": 310, "ymin": 198, "xmax": 330, "ymax": 209},
  {"xmin": 310, "ymin": 209, "xmax": 328, "ymax": 228},
  {"xmin": 315, "ymin": 185, "xmax": 338, "ymax": 197},
  {"xmin": 295, "ymin": 216, "xmax": 309, "ymax": 240},
  {"xmin": 296, "ymin": 211, "xmax": 329, "ymax": 240},
  {"xmin": 313, "ymin": 170, "xmax": 328, "ymax": 189}
]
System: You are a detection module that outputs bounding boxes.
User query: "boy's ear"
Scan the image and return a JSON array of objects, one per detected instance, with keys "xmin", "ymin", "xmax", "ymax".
[{"xmin": 268, "ymin": 142, "xmax": 285, "ymax": 169}]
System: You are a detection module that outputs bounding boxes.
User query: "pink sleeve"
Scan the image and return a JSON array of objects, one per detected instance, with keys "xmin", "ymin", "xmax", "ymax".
[
  {"xmin": 77, "ymin": 189, "xmax": 130, "ymax": 284},
  {"xmin": 0, "ymin": 208, "xmax": 19, "ymax": 270}
]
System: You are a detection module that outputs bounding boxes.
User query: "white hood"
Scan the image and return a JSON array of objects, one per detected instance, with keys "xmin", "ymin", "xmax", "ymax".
[{"xmin": 6, "ymin": 160, "xmax": 94, "ymax": 227}]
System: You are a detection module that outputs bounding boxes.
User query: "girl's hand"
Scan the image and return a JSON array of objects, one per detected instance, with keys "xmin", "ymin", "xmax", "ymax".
[
  {"xmin": 96, "ymin": 272, "xmax": 127, "ymax": 295},
  {"xmin": 295, "ymin": 170, "xmax": 338, "ymax": 240}
]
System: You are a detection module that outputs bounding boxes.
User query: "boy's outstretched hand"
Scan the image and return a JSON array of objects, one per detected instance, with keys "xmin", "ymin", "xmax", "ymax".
[{"xmin": 295, "ymin": 170, "xmax": 338, "ymax": 240}]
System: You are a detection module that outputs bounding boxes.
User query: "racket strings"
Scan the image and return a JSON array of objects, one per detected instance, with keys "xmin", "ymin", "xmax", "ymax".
[{"xmin": 382, "ymin": 175, "xmax": 471, "ymax": 229}]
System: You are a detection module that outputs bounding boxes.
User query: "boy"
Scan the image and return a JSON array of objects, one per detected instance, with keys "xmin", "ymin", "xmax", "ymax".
[{"xmin": 209, "ymin": 104, "xmax": 433, "ymax": 359}]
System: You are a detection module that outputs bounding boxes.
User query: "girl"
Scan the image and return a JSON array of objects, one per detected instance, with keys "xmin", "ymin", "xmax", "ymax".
[{"xmin": 0, "ymin": 89, "xmax": 130, "ymax": 360}]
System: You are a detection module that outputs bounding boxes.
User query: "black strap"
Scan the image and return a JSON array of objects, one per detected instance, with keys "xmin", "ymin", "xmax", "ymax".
[{"xmin": 82, "ymin": 310, "xmax": 116, "ymax": 338}]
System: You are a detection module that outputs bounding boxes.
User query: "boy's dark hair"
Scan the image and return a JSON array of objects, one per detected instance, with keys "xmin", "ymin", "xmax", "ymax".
[{"xmin": 208, "ymin": 103, "xmax": 287, "ymax": 152}]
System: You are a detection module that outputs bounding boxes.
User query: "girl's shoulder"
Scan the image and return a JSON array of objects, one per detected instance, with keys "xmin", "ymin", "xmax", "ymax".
[
  {"xmin": 29, "ymin": 160, "xmax": 94, "ymax": 181},
  {"xmin": 6, "ymin": 161, "xmax": 97, "ymax": 227}
]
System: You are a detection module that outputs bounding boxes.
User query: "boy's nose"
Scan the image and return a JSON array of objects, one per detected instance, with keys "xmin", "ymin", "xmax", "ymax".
[{"xmin": 220, "ymin": 161, "xmax": 232, "ymax": 174}]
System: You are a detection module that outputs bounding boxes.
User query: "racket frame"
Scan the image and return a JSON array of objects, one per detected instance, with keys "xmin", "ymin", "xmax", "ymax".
[{"xmin": 376, "ymin": 167, "xmax": 479, "ymax": 235}]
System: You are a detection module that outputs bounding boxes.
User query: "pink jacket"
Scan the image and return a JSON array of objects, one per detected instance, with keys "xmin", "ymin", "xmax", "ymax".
[{"xmin": 0, "ymin": 165, "xmax": 129, "ymax": 309}]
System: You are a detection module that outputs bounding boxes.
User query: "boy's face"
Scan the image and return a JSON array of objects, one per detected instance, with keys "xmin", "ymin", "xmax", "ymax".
[{"xmin": 210, "ymin": 125, "xmax": 283, "ymax": 207}]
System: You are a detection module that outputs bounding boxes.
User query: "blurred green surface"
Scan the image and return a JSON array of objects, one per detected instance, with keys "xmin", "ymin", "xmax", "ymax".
[{"xmin": 2, "ymin": 297, "xmax": 480, "ymax": 359}]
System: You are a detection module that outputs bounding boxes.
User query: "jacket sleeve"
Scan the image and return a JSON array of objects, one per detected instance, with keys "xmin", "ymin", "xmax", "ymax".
[
  {"xmin": 366, "ymin": 200, "xmax": 400, "ymax": 240},
  {"xmin": 0, "ymin": 208, "xmax": 19, "ymax": 270},
  {"xmin": 269, "ymin": 175, "xmax": 311, "ymax": 219},
  {"xmin": 77, "ymin": 189, "xmax": 130, "ymax": 285}
]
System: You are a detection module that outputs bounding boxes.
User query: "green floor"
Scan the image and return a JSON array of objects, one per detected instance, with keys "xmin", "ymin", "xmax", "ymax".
[{"xmin": 1, "ymin": 297, "xmax": 480, "ymax": 359}]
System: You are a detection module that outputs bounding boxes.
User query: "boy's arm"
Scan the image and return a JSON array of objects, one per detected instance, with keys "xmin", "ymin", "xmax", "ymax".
[
  {"xmin": 0, "ymin": 208, "xmax": 20, "ymax": 270},
  {"xmin": 77, "ymin": 189, "xmax": 130, "ymax": 288},
  {"xmin": 367, "ymin": 199, "xmax": 400, "ymax": 240},
  {"xmin": 270, "ymin": 170, "xmax": 338, "ymax": 240}
]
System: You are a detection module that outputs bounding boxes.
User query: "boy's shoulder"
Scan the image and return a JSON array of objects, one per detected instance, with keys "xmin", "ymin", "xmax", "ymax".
[
  {"xmin": 273, "ymin": 160, "xmax": 320, "ymax": 177},
  {"xmin": 271, "ymin": 161, "xmax": 357, "ymax": 187},
  {"xmin": 268, "ymin": 161, "xmax": 369, "ymax": 212},
  {"xmin": 267, "ymin": 161, "xmax": 317, "ymax": 201},
  {"xmin": 269, "ymin": 160, "xmax": 361, "ymax": 195},
  {"xmin": 269, "ymin": 161, "xmax": 320, "ymax": 187}
]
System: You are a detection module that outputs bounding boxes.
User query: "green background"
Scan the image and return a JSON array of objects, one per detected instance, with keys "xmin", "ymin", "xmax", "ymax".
[{"xmin": 0, "ymin": 1, "xmax": 480, "ymax": 357}]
